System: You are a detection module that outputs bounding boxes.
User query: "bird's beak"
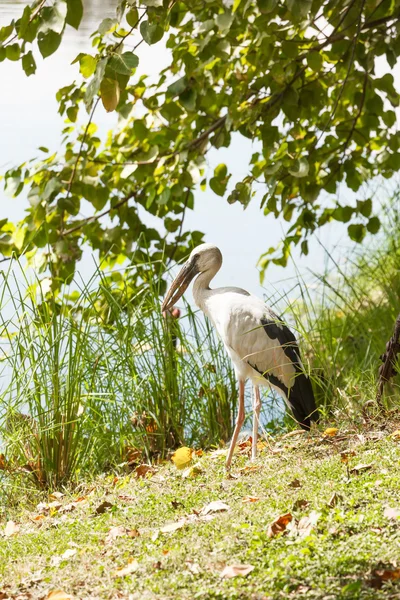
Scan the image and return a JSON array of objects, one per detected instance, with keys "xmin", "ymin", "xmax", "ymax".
[{"xmin": 162, "ymin": 259, "xmax": 198, "ymax": 312}]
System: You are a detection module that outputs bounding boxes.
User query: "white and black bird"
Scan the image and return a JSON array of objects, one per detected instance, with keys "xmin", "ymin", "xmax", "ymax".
[{"xmin": 162, "ymin": 243, "xmax": 318, "ymax": 469}]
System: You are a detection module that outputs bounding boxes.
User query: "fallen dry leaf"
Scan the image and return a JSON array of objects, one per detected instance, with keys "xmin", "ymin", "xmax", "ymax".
[
  {"xmin": 384, "ymin": 507, "xmax": 400, "ymax": 520},
  {"xmin": 200, "ymin": 500, "xmax": 229, "ymax": 516},
  {"xmin": 113, "ymin": 558, "xmax": 139, "ymax": 577},
  {"xmin": 4, "ymin": 521, "xmax": 19, "ymax": 537},
  {"xmin": 0, "ymin": 454, "xmax": 7, "ymax": 470},
  {"xmin": 369, "ymin": 565, "xmax": 400, "ymax": 588},
  {"xmin": 160, "ymin": 518, "xmax": 186, "ymax": 534},
  {"xmin": 171, "ymin": 499, "xmax": 184, "ymax": 510},
  {"xmin": 294, "ymin": 511, "xmax": 320, "ymax": 538},
  {"xmin": 340, "ymin": 450, "xmax": 356, "ymax": 463},
  {"xmin": 267, "ymin": 513, "xmax": 292, "ymax": 538},
  {"xmin": 135, "ymin": 464, "xmax": 156, "ymax": 478},
  {"xmin": 324, "ymin": 427, "xmax": 338, "ymax": 437},
  {"xmin": 106, "ymin": 526, "xmax": 127, "ymax": 543},
  {"xmin": 327, "ymin": 492, "xmax": 342, "ymax": 508},
  {"xmin": 181, "ymin": 463, "xmax": 204, "ymax": 479},
  {"xmin": 95, "ymin": 501, "xmax": 114, "ymax": 515},
  {"xmin": 288, "ymin": 478, "xmax": 301, "ymax": 488},
  {"xmin": 242, "ymin": 496, "xmax": 259, "ymax": 503},
  {"xmin": 44, "ymin": 591, "xmax": 72, "ymax": 600},
  {"xmin": 30, "ymin": 514, "xmax": 46, "ymax": 522},
  {"xmin": 209, "ymin": 448, "xmax": 227, "ymax": 459},
  {"xmin": 238, "ymin": 465, "xmax": 261, "ymax": 474},
  {"xmin": 49, "ymin": 491, "xmax": 64, "ymax": 501},
  {"xmin": 350, "ymin": 462, "xmax": 374, "ymax": 475},
  {"xmin": 292, "ymin": 499, "xmax": 310, "ymax": 511},
  {"xmin": 220, "ymin": 564, "xmax": 254, "ymax": 578},
  {"xmin": 171, "ymin": 447, "xmax": 193, "ymax": 470},
  {"xmin": 391, "ymin": 430, "xmax": 400, "ymax": 440},
  {"xmin": 185, "ymin": 560, "xmax": 201, "ymax": 574},
  {"xmin": 127, "ymin": 528, "xmax": 140, "ymax": 538}
]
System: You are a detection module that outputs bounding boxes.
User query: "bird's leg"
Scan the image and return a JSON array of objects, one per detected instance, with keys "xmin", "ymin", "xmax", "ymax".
[
  {"xmin": 226, "ymin": 380, "xmax": 245, "ymax": 470},
  {"xmin": 251, "ymin": 385, "xmax": 261, "ymax": 461}
]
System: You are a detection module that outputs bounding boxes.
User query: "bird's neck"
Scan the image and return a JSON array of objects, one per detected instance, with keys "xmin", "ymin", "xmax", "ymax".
[{"xmin": 193, "ymin": 266, "xmax": 218, "ymax": 309}]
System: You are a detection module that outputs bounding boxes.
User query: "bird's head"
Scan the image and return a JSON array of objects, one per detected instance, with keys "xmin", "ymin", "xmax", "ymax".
[{"xmin": 162, "ymin": 243, "xmax": 222, "ymax": 312}]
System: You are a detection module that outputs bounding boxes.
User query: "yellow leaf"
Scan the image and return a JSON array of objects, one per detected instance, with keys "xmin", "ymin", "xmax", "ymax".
[
  {"xmin": 171, "ymin": 447, "xmax": 193, "ymax": 470},
  {"xmin": 100, "ymin": 77, "xmax": 120, "ymax": 112},
  {"xmin": 44, "ymin": 591, "xmax": 72, "ymax": 600},
  {"xmin": 113, "ymin": 558, "xmax": 139, "ymax": 577},
  {"xmin": 324, "ymin": 427, "xmax": 338, "ymax": 437}
]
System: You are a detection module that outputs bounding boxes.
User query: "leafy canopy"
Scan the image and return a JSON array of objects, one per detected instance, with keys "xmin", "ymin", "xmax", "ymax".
[{"xmin": 1, "ymin": 0, "xmax": 399, "ymax": 296}]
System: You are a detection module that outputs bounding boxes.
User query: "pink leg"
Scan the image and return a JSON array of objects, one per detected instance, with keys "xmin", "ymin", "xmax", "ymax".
[
  {"xmin": 252, "ymin": 385, "xmax": 261, "ymax": 461},
  {"xmin": 226, "ymin": 380, "xmax": 245, "ymax": 470}
]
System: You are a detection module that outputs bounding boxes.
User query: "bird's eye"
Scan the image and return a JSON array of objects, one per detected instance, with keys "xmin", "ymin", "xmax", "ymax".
[{"xmin": 193, "ymin": 253, "xmax": 200, "ymax": 261}]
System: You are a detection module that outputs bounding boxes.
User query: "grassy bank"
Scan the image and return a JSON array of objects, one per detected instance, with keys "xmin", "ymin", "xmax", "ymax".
[{"xmin": 2, "ymin": 420, "xmax": 400, "ymax": 599}]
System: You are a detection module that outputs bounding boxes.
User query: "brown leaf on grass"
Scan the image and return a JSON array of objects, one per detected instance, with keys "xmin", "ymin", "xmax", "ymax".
[
  {"xmin": 340, "ymin": 450, "xmax": 356, "ymax": 463},
  {"xmin": 288, "ymin": 478, "xmax": 301, "ymax": 488},
  {"xmin": 153, "ymin": 560, "xmax": 162, "ymax": 570},
  {"xmin": 4, "ymin": 521, "xmax": 19, "ymax": 537},
  {"xmin": 74, "ymin": 496, "xmax": 87, "ymax": 504},
  {"xmin": 267, "ymin": 513, "xmax": 292, "ymax": 538},
  {"xmin": 160, "ymin": 518, "xmax": 187, "ymax": 534},
  {"xmin": 369, "ymin": 565, "xmax": 400, "ymax": 588},
  {"xmin": 237, "ymin": 438, "xmax": 252, "ymax": 454},
  {"xmin": 135, "ymin": 464, "xmax": 156, "ymax": 478},
  {"xmin": 391, "ymin": 430, "xmax": 400, "ymax": 440},
  {"xmin": 106, "ymin": 526, "xmax": 127, "ymax": 543},
  {"xmin": 49, "ymin": 491, "xmax": 64, "ymax": 501},
  {"xmin": 294, "ymin": 511, "xmax": 320, "ymax": 538},
  {"xmin": 200, "ymin": 500, "xmax": 229, "ymax": 516},
  {"xmin": 324, "ymin": 427, "xmax": 338, "ymax": 437},
  {"xmin": 238, "ymin": 465, "xmax": 261, "ymax": 475},
  {"xmin": 171, "ymin": 499, "xmax": 184, "ymax": 510},
  {"xmin": 44, "ymin": 591, "xmax": 72, "ymax": 600},
  {"xmin": 30, "ymin": 514, "xmax": 46, "ymax": 522},
  {"xmin": 95, "ymin": 501, "xmax": 114, "ymax": 515},
  {"xmin": 127, "ymin": 528, "xmax": 140, "ymax": 538},
  {"xmin": 292, "ymin": 499, "xmax": 310, "ymax": 511},
  {"xmin": 209, "ymin": 448, "xmax": 227, "ymax": 459},
  {"xmin": 59, "ymin": 503, "xmax": 76, "ymax": 514},
  {"xmin": 327, "ymin": 492, "xmax": 343, "ymax": 508},
  {"xmin": 220, "ymin": 564, "xmax": 254, "ymax": 578},
  {"xmin": 350, "ymin": 462, "xmax": 374, "ymax": 475},
  {"xmin": 384, "ymin": 507, "xmax": 400, "ymax": 520},
  {"xmin": 113, "ymin": 558, "xmax": 139, "ymax": 578},
  {"xmin": 0, "ymin": 454, "xmax": 7, "ymax": 470},
  {"xmin": 242, "ymin": 496, "xmax": 260, "ymax": 503},
  {"xmin": 37, "ymin": 501, "xmax": 62, "ymax": 515}
]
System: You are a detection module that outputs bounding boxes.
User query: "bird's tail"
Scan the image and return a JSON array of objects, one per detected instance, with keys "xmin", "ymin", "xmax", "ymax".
[{"xmin": 287, "ymin": 371, "xmax": 318, "ymax": 429}]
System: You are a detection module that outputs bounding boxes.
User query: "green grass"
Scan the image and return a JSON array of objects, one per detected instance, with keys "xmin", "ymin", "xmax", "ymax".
[{"xmin": 2, "ymin": 423, "xmax": 400, "ymax": 599}]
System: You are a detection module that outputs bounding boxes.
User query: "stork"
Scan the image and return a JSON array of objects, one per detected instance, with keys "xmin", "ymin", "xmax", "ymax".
[{"xmin": 162, "ymin": 243, "xmax": 318, "ymax": 469}]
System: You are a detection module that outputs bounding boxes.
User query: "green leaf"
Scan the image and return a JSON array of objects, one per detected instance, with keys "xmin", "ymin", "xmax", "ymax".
[
  {"xmin": 100, "ymin": 77, "xmax": 120, "ymax": 112},
  {"xmin": 233, "ymin": 0, "xmax": 243, "ymax": 12},
  {"xmin": 6, "ymin": 44, "xmax": 21, "ymax": 61},
  {"xmin": 288, "ymin": 157, "xmax": 309, "ymax": 178},
  {"xmin": 141, "ymin": 0, "xmax": 163, "ymax": 6},
  {"xmin": 366, "ymin": 216, "xmax": 380, "ymax": 234},
  {"xmin": 39, "ymin": 1, "xmax": 67, "ymax": 34},
  {"xmin": 66, "ymin": 0, "xmax": 83, "ymax": 29},
  {"xmin": 108, "ymin": 52, "xmax": 139, "ymax": 75},
  {"xmin": 348, "ymin": 223, "xmax": 366, "ymax": 243},
  {"xmin": 98, "ymin": 18, "xmax": 117, "ymax": 35},
  {"xmin": 140, "ymin": 20, "xmax": 164, "ymax": 45},
  {"xmin": 307, "ymin": 52, "xmax": 323, "ymax": 72},
  {"xmin": 22, "ymin": 51, "xmax": 36, "ymax": 76},
  {"xmin": 157, "ymin": 188, "xmax": 171, "ymax": 205},
  {"xmin": 67, "ymin": 105, "xmax": 79, "ymax": 122},
  {"xmin": 84, "ymin": 57, "xmax": 107, "ymax": 111},
  {"xmin": 356, "ymin": 198, "xmax": 372, "ymax": 218},
  {"xmin": 38, "ymin": 31, "xmax": 62, "ymax": 58},
  {"xmin": 79, "ymin": 54, "xmax": 97, "ymax": 78},
  {"xmin": 0, "ymin": 23, "xmax": 14, "ymax": 43},
  {"xmin": 167, "ymin": 77, "xmax": 187, "ymax": 96},
  {"xmin": 227, "ymin": 181, "xmax": 251, "ymax": 207},
  {"xmin": 126, "ymin": 8, "xmax": 139, "ymax": 27},
  {"xmin": 18, "ymin": 5, "xmax": 31, "ymax": 39},
  {"xmin": 179, "ymin": 88, "xmax": 197, "ymax": 111},
  {"xmin": 257, "ymin": 0, "xmax": 278, "ymax": 12},
  {"xmin": 0, "ymin": 48, "xmax": 6, "ymax": 62},
  {"xmin": 58, "ymin": 195, "xmax": 80, "ymax": 215}
]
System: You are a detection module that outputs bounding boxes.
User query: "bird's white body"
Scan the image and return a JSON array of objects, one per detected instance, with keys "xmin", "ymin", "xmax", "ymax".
[
  {"xmin": 194, "ymin": 281, "xmax": 296, "ymax": 391},
  {"xmin": 162, "ymin": 243, "xmax": 317, "ymax": 469}
]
